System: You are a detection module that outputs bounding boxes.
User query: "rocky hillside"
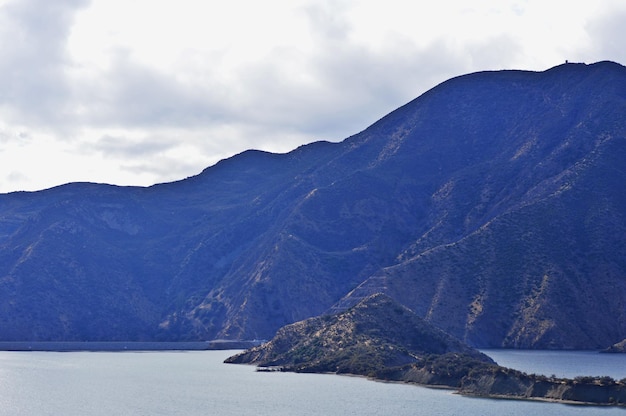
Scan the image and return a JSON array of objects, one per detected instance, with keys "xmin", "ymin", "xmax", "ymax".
[
  {"xmin": 225, "ymin": 293, "xmax": 492, "ymax": 373},
  {"xmin": 328, "ymin": 61, "xmax": 626, "ymax": 349},
  {"xmin": 227, "ymin": 294, "xmax": 626, "ymax": 407},
  {"xmin": 603, "ymin": 339, "xmax": 626, "ymax": 353},
  {"xmin": 0, "ymin": 61, "xmax": 625, "ymax": 348}
]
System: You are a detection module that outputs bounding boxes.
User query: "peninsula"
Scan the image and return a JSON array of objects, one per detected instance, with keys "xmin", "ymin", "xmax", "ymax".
[{"xmin": 226, "ymin": 294, "xmax": 626, "ymax": 406}]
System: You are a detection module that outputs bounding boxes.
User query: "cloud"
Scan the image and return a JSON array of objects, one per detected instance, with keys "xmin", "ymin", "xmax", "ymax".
[
  {"xmin": 223, "ymin": 8, "xmax": 523, "ymax": 142},
  {"xmin": 301, "ymin": 0, "xmax": 351, "ymax": 41},
  {"xmin": 0, "ymin": 125, "xmax": 33, "ymax": 145},
  {"xmin": 0, "ymin": 0, "xmax": 524, "ymax": 143},
  {"xmin": 0, "ymin": 0, "xmax": 624, "ymax": 193},
  {"xmin": 0, "ymin": 0, "xmax": 90, "ymax": 125},
  {"xmin": 585, "ymin": 6, "xmax": 626, "ymax": 64},
  {"xmin": 0, "ymin": 0, "xmax": 528, "ymax": 194},
  {"xmin": 89, "ymin": 134, "xmax": 177, "ymax": 158},
  {"xmin": 76, "ymin": 50, "xmax": 226, "ymax": 129}
]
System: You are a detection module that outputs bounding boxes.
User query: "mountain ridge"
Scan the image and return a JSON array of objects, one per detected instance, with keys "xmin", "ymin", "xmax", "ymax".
[{"xmin": 0, "ymin": 61, "xmax": 624, "ymax": 348}]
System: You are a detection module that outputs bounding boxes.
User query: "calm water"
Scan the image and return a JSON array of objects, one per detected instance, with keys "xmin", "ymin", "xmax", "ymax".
[
  {"xmin": 482, "ymin": 349, "xmax": 626, "ymax": 380},
  {"xmin": 0, "ymin": 349, "xmax": 624, "ymax": 415}
]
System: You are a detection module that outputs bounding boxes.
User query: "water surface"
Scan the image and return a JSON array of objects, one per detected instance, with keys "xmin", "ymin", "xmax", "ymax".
[
  {"xmin": 0, "ymin": 349, "xmax": 623, "ymax": 415},
  {"xmin": 482, "ymin": 349, "xmax": 626, "ymax": 379}
]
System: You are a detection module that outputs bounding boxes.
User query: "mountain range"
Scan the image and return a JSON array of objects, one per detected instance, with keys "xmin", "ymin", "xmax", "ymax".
[{"xmin": 1, "ymin": 60, "xmax": 624, "ymax": 349}]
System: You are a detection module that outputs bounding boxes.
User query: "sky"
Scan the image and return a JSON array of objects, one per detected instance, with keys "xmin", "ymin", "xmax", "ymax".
[{"xmin": 0, "ymin": 0, "xmax": 625, "ymax": 193}]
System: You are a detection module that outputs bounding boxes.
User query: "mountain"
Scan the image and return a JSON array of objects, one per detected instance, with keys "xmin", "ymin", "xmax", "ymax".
[
  {"xmin": 0, "ymin": 61, "xmax": 625, "ymax": 348},
  {"xmin": 331, "ymin": 61, "xmax": 626, "ymax": 349}
]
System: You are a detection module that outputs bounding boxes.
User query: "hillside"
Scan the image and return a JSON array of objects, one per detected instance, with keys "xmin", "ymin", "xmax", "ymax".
[
  {"xmin": 225, "ymin": 293, "xmax": 492, "ymax": 373},
  {"xmin": 226, "ymin": 294, "xmax": 626, "ymax": 407},
  {"xmin": 0, "ymin": 61, "xmax": 625, "ymax": 348}
]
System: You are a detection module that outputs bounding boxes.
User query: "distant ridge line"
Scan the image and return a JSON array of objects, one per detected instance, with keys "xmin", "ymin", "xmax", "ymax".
[{"xmin": 0, "ymin": 341, "xmax": 262, "ymax": 351}]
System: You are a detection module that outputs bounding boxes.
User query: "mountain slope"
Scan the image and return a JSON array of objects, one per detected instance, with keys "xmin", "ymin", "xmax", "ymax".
[
  {"xmin": 331, "ymin": 62, "xmax": 626, "ymax": 348},
  {"xmin": 0, "ymin": 61, "xmax": 625, "ymax": 348}
]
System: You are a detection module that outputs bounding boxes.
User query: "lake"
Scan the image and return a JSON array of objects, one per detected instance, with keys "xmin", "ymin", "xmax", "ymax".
[{"xmin": 0, "ymin": 349, "xmax": 623, "ymax": 415}]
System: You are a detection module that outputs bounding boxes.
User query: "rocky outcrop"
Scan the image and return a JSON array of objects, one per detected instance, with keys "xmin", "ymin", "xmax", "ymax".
[
  {"xmin": 602, "ymin": 339, "xmax": 626, "ymax": 353},
  {"xmin": 225, "ymin": 293, "xmax": 492, "ymax": 373}
]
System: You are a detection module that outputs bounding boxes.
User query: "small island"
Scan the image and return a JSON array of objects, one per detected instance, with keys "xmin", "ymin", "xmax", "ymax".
[{"xmin": 226, "ymin": 293, "xmax": 626, "ymax": 406}]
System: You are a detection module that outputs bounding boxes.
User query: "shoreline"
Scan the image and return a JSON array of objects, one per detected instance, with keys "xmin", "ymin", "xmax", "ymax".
[
  {"xmin": 367, "ymin": 374, "xmax": 620, "ymax": 407},
  {"xmin": 457, "ymin": 391, "xmax": 620, "ymax": 407},
  {"xmin": 377, "ymin": 375, "xmax": 626, "ymax": 407},
  {"xmin": 249, "ymin": 364, "xmax": 626, "ymax": 408}
]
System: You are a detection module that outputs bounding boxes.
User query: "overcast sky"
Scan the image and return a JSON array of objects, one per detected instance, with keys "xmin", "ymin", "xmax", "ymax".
[{"xmin": 0, "ymin": 0, "xmax": 625, "ymax": 193}]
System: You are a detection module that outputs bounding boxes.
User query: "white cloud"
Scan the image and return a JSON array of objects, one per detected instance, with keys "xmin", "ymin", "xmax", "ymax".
[
  {"xmin": 585, "ymin": 5, "xmax": 626, "ymax": 65},
  {"xmin": 0, "ymin": 0, "xmax": 624, "ymax": 193},
  {"xmin": 0, "ymin": 0, "xmax": 89, "ymax": 125}
]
